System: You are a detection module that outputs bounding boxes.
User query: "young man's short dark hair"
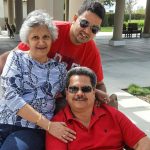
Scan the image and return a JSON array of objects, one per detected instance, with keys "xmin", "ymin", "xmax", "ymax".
[{"xmin": 77, "ymin": 0, "xmax": 105, "ymax": 21}]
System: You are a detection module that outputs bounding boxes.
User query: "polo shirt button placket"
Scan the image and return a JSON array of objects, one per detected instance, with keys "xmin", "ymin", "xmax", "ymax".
[{"xmin": 81, "ymin": 125, "xmax": 84, "ymax": 129}]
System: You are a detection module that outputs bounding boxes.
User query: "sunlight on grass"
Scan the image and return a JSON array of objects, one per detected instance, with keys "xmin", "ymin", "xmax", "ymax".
[{"xmin": 100, "ymin": 27, "xmax": 113, "ymax": 32}]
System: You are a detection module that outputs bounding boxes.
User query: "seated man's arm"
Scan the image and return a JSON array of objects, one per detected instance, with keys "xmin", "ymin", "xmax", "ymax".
[
  {"xmin": 0, "ymin": 51, "xmax": 10, "ymax": 74},
  {"xmin": 133, "ymin": 136, "xmax": 150, "ymax": 150}
]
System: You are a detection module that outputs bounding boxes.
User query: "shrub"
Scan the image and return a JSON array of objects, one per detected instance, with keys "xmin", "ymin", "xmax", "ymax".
[
  {"xmin": 102, "ymin": 13, "xmax": 145, "ymax": 27},
  {"xmin": 127, "ymin": 84, "xmax": 150, "ymax": 96}
]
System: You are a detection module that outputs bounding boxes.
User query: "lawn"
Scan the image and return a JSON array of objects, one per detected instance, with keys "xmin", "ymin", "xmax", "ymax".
[{"xmin": 100, "ymin": 27, "xmax": 113, "ymax": 32}]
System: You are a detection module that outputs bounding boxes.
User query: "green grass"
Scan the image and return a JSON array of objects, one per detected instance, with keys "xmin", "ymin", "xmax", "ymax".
[
  {"xmin": 100, "ymin": 27, "xmax": 113, "ymax": 32},
  {"xmin": 127, "ymin": 84, "xmax": 150, "ymax": 96}
]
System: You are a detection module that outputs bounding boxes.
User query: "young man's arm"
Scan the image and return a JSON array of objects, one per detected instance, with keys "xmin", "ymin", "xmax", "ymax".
[
  {"xmin": 96, "ymin": 81, "xmax": 107, "ymax": 92},
  {"xmin": 133, "ymin": 136, "xmax": 150, "ymax": 150},
  {"xmin": 0, "ymin": 51, "xmax": 10, "ymax": 74}
]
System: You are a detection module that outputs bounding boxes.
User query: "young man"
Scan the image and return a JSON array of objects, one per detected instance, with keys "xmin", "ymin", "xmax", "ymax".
[
  {"xmin": 0, "ymin": 1, "xmax": 117, "ymax": 107},
  {"xmin": 0, "ymin": 1, "xmax": 105, "ymax": 89},
  {"xmin": 46, "ymin": 67, "xmax": 150, "ymax": 150}
]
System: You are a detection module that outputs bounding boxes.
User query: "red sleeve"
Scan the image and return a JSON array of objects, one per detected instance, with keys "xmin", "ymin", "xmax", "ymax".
[
  {"xmin": 45, "ymin": 111, "xmax": 67, "ymax": 150},
  {"xmin": 84, "ymin": 40, "xmax": 103, "ymax": 82},
  {"xmin": 18, "ymin": 42, "xmax": 30, "ymax": 51},
  {"xmin": 116, "ymin": 110, "xmax": 146, "ymax": 148}
]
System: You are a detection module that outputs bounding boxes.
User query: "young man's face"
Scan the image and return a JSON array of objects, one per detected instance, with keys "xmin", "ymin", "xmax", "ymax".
[
  {"xmin": 70, "ymin": 11, "xmax": 102, "ymax": 45},
  {"xmin": 66, "ymin": 75, "xmax": 95, "ymax": 112}
]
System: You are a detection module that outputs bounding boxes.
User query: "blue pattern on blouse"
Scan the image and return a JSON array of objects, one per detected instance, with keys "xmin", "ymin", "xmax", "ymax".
[{"xmin": 0, "ymin": 50, "xmax": 67, "ymax": 128}]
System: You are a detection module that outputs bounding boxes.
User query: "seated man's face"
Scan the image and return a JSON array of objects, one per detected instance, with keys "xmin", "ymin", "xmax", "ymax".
[{"xmin": 66, "ymin": 75, "xmax": 95, "ymax": 112}]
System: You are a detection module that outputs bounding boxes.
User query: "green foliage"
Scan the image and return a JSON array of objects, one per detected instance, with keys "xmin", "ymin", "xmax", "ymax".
[
  {"xmin": 102, "ymin": 13, "xmax": 114, "ymax": 27},
  {"xmin": 99, "ymin": 0, "xmax": 115, "ymax": 6},
  {"xmin": 135, "ymin": 6, "xmax": 145, "ymax": 14},
  {"xmin": 123, "ymin": 20, "xmax": 144, "ymax": 27},
  {"xmin": 102, "ymin": 14, "xmax": 109, "ymax": 27},
  {"xmin": 102, "ymin": 13, "xmax": 145, "ymax": 27},
  {"xmin": 125, "ymin": 0, "xmax": 137, "ymax": 14},
  {"xmin": 100, "ymin": 27, "xmax": 113, "ymax": 32},
  {"xmin": 129, "ymin": 20, "xmax": 144, "ymax": 27},
  {"xmin": 124, "ymin": 13, "xmax": 145, "ymax": 22},
  {"xmin": 127, "ymin": 84, "xmax": 150, "ymax": 96}
]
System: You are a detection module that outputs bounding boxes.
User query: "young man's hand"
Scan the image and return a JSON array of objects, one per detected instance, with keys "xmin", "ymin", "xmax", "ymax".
[{"xmin": 95, "ymin": 89, "xmax": 110, "ymax": 106}]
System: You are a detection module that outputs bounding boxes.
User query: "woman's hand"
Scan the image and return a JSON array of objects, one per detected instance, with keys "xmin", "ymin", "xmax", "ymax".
[{"xmin": 48, "ymin": 122, "xmax": 76, "ymax": 143}]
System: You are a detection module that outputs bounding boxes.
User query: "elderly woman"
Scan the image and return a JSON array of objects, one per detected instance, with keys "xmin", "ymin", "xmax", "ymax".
[{"xmin": 0, "ymin": 10, "xmax": 76, "ymax": 150}]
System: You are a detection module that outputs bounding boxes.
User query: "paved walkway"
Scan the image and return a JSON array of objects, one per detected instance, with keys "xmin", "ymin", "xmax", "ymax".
[
  {"xmin": 95, "ymin": 32, "xmax": 150, "ymax": 136},
  {"xmin": 0, "ymin": 32, "xmax": 150, "ymax": 136}
]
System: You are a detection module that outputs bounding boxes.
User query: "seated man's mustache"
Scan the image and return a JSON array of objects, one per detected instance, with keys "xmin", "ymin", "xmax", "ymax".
[{"xmin": 74, "ymin": 96, "xmax": 87, "ymax": 101}]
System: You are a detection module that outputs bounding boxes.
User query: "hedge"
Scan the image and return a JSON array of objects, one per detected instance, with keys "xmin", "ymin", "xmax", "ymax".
[{"xmin": 102, "ymin": 13, "xmax": 145, "ymax": 27}]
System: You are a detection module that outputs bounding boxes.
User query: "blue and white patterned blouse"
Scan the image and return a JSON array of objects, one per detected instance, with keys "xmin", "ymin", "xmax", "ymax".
[{"xmin": 0, "ymin": 50, "xmax": 67, "ymax": 129}]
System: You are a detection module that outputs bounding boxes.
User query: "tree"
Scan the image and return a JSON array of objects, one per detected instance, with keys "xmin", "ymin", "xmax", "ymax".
[
  {"xmin": 135, "ymin": 6, "xmax": 145, "ymax": 14},
  {"xmin": 99, "ymin": 0, "xmax": 115, "ymax": 6},
  {"xmin": 83, "ymin": 0, "xmax": 115, "ymax": 6},
  {"xmin": 125, "ymin": 0, "xmax": 137, "ymax": 21}
]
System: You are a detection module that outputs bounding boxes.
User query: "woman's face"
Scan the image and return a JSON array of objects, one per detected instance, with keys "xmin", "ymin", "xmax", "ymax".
[{"xmin": 27, "ymin": 25, "xmax": 52, "ymax": 63}]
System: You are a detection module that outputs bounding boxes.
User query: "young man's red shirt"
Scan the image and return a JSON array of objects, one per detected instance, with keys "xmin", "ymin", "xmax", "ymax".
[{"xmin": 18, "ymin": 21, "xmax": 103, "ymax": 82}]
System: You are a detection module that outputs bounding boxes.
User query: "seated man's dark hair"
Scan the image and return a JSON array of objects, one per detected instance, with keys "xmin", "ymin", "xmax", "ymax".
[
  {"xmin": 77, "ymin": 0, "xmax": 105, "ymax": 21},
  {"xmin": 66, "ymin": 67, "xmax": 97, "ymax": 88}
]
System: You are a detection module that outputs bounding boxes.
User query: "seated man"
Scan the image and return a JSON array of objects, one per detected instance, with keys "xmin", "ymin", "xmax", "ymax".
[{"xmin": 46, "ymin": 67, "xmax": 150, "ymax": 150}]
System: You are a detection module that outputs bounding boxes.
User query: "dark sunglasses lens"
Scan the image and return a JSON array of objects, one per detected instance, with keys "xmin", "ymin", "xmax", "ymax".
[
  {"xmin": 80, "ymin": 19, "xmax": 89, "ymax": 28},
  {"xmin": 91, "ymin": 26, "xmax": 100, "ymax": 34},
  {"xmin": 68, "ymin": 86, "xmax": 92, "ymax": 93},
  {"xmin": 68, "ymin": 86, "xmax": 79, "ymax": 93},
  {"xmin": 82, "ymin": 86, "xmax": 92, "ymax": 93}
]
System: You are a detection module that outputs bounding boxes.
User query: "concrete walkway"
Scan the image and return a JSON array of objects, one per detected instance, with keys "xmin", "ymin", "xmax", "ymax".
[
  {"xmin": 95, "ymin": 32, "xmax": 150, "ymax": 136},
  {"xmin": 0, "ymin": 32, "xmax": 150, "ymax": 136}
]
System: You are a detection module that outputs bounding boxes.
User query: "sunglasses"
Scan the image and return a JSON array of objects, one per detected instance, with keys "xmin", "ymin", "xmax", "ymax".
[
  {"xmin": 79, "ymin": 19, "xmax": 100, "ymax": 34},
  {"xmin": 68, "ymin": 86, "xmax": 93, "ymax": 94}
]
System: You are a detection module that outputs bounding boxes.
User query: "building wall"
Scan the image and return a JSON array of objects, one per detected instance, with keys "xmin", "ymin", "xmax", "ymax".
[
  {"xmin": 0, "ymin": 0, "xmax": 5, "ymax": 30},
  {"xmin": 0, "ymin": 0, "xmax": 4, "ymax": 18},
  {"xmin": 69, "ymin": 0, "xmax": 83, "ymax": 21},
  {"xmin": 35, "ymin": 0, "xmax": 53, "ymax": 16},
  {"xmin": 0, "ymin": 0, "xmax": 69, "ymax": 30},
  {"xmin": 53, "ymin": 0, "xmax": 64, "ymax": 20},
  {"xmin": 35, "ymin": 0, "xmax": 64, "ymax": 20},
  {"xmin": 23, "ymin": 1, "xmax": 27, "ymax": 19}
]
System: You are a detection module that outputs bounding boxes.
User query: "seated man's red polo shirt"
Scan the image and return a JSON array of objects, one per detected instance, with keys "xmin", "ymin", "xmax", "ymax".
[{"xmin": 46, "ymin": 104, "xmax": 146, "ymax": 150}]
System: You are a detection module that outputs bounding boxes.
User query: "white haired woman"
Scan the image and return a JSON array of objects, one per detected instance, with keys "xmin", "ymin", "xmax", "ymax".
[{"xmin": 0, "ymin": 10, "xmax": 76, "ymax": 150}]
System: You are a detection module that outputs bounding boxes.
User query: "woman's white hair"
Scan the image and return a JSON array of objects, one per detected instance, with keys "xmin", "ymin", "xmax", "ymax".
[{"xmin": 19, "ymin": 9, "xmax": 58, "ymax": 43}]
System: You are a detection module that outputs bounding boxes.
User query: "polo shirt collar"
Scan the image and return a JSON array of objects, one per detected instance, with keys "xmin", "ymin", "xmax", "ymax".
[{"xmin": 64, "ymin": 104, "xmax": 107, "ymax": 123}]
